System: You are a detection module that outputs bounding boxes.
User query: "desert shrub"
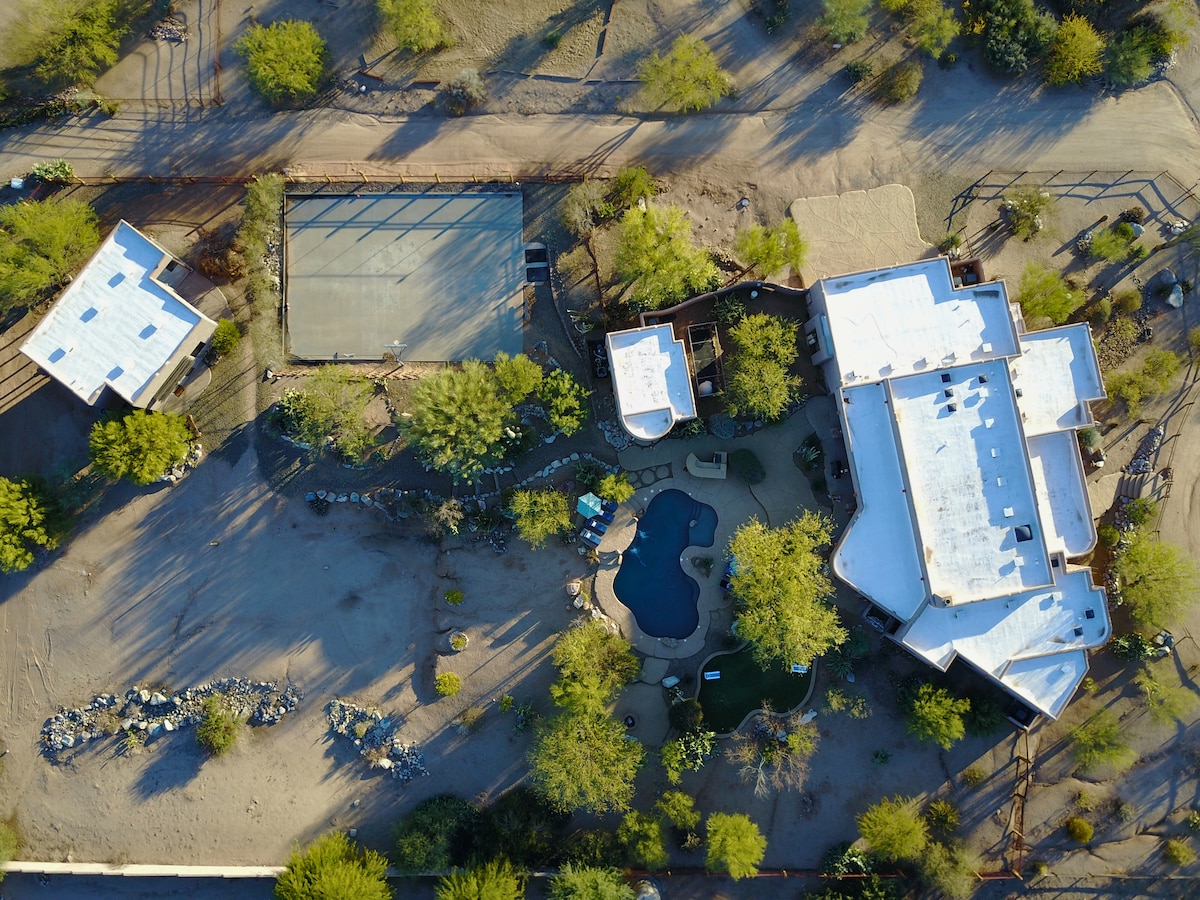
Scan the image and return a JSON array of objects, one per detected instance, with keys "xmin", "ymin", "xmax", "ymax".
[
  {"xmin": 656, "ymin": 790, "xmax": 702, "ymax": 833},
  {"xmin": 1013, "ymin": 262, "xmax": 1080, "ymax": 325},
  {"xmin": 1090, "ymin": 296, "xmax": 1112, "ymax": 327},
  {"xmin": 876, "ymin": 59, "xmax": 923, "ymax": 102},
  {"xmin": 436, "ymin": 672, "xmax": 463, "ymax": 697},
  {"xmin": 713, "ymin": 295, "xmax": 747, "ymax": 325},
  {"xmin": 962, "ymin": 765, "xmax": 986, "ymax": 788},
  {"xmin": 1124, "ymin": 497, "xmax": 1158, "ymax": 527},
  {"xmin": 615, "ymin": 205, "xmax": 720, "ymax": 311},
  {"xmin": 594, "ymin": 472, "xmax": 635, "ymax": 505},
  {"xmin": 277, "ymin": 831, "xmax": 390, "ymax": 900},
  {"xmin": 393, "ymin": 794, "xmax": 482, "ymax": 872},
  {"xmin": 0, "ymin": 819, "xmax": 16, "ymax": 881},
  {"xmin": 918, "ymin": 840, "xmax": 978, "ymax": 899},
  {"xmin": 444, "ymin": 589, "xmax": 464, "ymax": 605},
  {"xmin": 0, "ymin": 197, "xmax": 101, "ymax": 312},
  {"xmin": 1001, "ymin": 186, "xmax": 1053, "ymax": 239},
  {"xmin": 608, "ymin": 166, "xmax": 659, "ymax": 213},
  {"xmin": 970, "ymin": 0, "xmax": 1055, "ymax": 74},
  {"xmin": 1112, "ymin": 291, "xmax": 1142, "ymax": 317},
  {"xmin": 729, "ymin": 449, "xmax": 766, "ymax": 485},
  {"xmin": 1089, "ymin": 227, "xmax": 1133, "ymax": 262},
  {"xmin": 32, "ymin": 158, "xmax": 73, "ymax": 183},
  {"xmin": 273, "ymin": 366, "xmax": 374, "ymax": 461},
  {"xmin": 1097, "ymin": 523, "xmax": 1121, "ymax": 548},
  {"xmin": 638, "ymin": 34, "xmax": 733, "ymax": 112},
  {"xmin": 619, "ymin": 811, "xmax": 669, "ymax": 869},
  {"xmin": 196, "ymin": 697, "xmax": 238, "ymax": 756},
  {"xmin": 1136, "ymin": 668, "xmax": 1197, "ymax": 725},
  {"xmin": 5, "ymin": 0, "xmax": 128, "ymax": 88},
  {"xmin": 445, "ymin": 69, "xmax": 486, "ymax": 115},
  {"xmin": 1105, "ymin": 350, "xmax": 1181, "ymax": 415},
  {"xmin": 90, "ymin": 410, "xmax": 192, "ymax": 485},
  {"xmin": 845, "ymin": 59, "xmax": 875, "ymax": 83},
  {"xmin": 904, "ymin": 683, "xmax": 970, "ymax": 749},
  {"xmin": 669, "ymin": 698, "xmax": 705, "ymax": 733},
  {"xmin": 1079, "ymin": 426, "xmax": 1102, "ymax": 450},
  {"xmin": 563, "ymin": 828, "xmax": 623, "ymax": 868},
  {"xmin": 561, "ymin": 180, "xmax": 610, "ymax": 237},
  {"xmin": 1164, "ymin": 837, "xmax": 1197, "ymax": 866},
  {"xmin": 885, "ymin": 0, "xmax": 960, "ymax": 57},
  {"xmin": 823, "ymin": 686, "xmax": 872, "ymax": 718},
  {"xmin": 1045, "ymin": 14, "xmax": 1105, "ymax": 86},
  {"xmin": 1070, "ymin": 709, "xmax": 1134, "ymax": 773},
  {"xmin": 1111, "ymin": 632, "xmax": 1155, "ymax": 661},
  {"xmin": 857, "ymin": 796, "xmax": 929, "ymax": 861},
  {"xmin": 1105, "ymin": 28, "xmax": 1155, "ymax": 88},
  {"xmin": 821, "ymin": 0, "xmax": 873, "ymax": 44},
  {"xmin": 962, "ymin": 690, "xmax": 1005, "ymax": 736},
  {"xmin": 926, "ymin": 799, "xmax": 960, "ymax": 835},
  {"xmin": 236, "ymin": 20, "xmax": 329, "ymax": 105},
  {"xmin": 379, "ymin": 0, "xmax": 450, "ymax": 52},
  {"xmin": 1065, "ymin": 816, "xmax": 1094, "ymax": 843},
  {"xmin": 210, "ymin": 318, "xmax": 241, "ymax": 356}
]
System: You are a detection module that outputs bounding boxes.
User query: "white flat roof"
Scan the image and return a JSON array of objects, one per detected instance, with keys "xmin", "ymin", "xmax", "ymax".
[
  {"xmin": 20, "ymin": 221, "xmax": 213, "ymax": 406},
  {"xmin": 901, "ymin": 569, "xmax": 1109, "ymax": 718},
  {"xmin": 819, "ymin": 259, "xmax": 1020, "ymax": 388},
  {"xmin": 1010, "ymin": 326, "xmax": 1105, "ymax": 435},
  {"xmin": 607, "ymin": 324, "xmax": 696, "ymax": 441},
  {"xmin": 832, "ymin": 382, "xmax": 926, "ymax": 620},
  {"xmin": 1028, "ymin": 431, "xmax": 1096, "ymax": 558},
  {"xmin": 889, "ymin": 361, "xmax": 1052, "ymax": 604}
]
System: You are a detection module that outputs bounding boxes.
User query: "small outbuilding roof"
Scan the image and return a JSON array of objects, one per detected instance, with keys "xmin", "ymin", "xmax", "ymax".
[
  {"xmin": 20, "ymin": 221, "xmax": 216, "ymax": 408},
  {"xmin": 607, "ymin": 324, "xmax": 697, "ymax": 442}
]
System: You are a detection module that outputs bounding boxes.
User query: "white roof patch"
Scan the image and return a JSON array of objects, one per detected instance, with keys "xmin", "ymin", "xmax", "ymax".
[
  {"xmin": 607, "ymin": 324, "xmax": 697, "ymax": 441},
  {"xmin": 1010, "ymin": 325, "xmax": 1105, "ymax": 435}
]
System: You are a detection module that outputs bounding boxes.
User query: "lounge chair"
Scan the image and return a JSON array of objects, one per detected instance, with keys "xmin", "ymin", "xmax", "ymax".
[
  {"xmin": 586, "ymin": 518, "xmax": 608, "ymax": 535},
  {"xmin": 595, "ymin": 509, "xmax": 615, "ymax": 524},
  {"xmin": 579, "ymin": 528, "xmax": 602, "ymax": 547},
  {"xmin": 601, "ymin": 498, "xmax": 618, "ymax": 513}
]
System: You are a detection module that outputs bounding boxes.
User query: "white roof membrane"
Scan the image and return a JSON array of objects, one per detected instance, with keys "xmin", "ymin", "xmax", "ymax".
[
  {"xmin": 1027, "ymin": 431, "xmax": 1096, "ymax": 558},
  {"xmin": 1010, "ymin": 326, "xmax": 1105, "ymax": 435},
  {"xmin": 607, "ymin": 325, "xmax": 697, "ymax": 442}
]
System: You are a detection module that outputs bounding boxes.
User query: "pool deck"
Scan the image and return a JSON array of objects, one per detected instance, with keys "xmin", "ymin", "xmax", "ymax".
[{"xmin": 594, "ymin": 403, "xmax": 839, "ymax": 661}]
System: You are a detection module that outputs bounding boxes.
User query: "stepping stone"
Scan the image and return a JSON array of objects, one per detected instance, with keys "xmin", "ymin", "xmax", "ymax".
[
  {"xmin": 656, "ymin": 466, "xmax": 670, "ymax": 479},
  {"xmin": 639, "ymin": 657, "xmax": 670, "ymax": 684}
]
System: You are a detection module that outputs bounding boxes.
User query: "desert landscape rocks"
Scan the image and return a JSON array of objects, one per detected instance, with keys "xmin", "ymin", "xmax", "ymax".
[
  {"xmin": 325, "ymin": 699, "xmax": 428, "ymax": 782},
  {"xmin": 41, "ymin": 678, "xmax": 302, "ymax": 756}
]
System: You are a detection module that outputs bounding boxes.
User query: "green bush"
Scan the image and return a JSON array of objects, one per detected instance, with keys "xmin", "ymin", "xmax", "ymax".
[
  {"xmin": 595, "ymin": 472, "xmax": 635, "ymax": 505},
  {"xmin": 32, "ymin": 158, "xmax": 73, "ymax": 183},
  {"xmin": 510, "ymin": 488, "xmax": 572, "ymax": 549},
  {"xmin": 821, "ymin": 0, "xmax": 873, "ymax": 44},
  {"xmin": 196, "ymin": 697, "xmax": 239, "ymax": 756},
  {"xmin": 1164, "ymin": 837, "xmax": 1197, "ymax": 866},
  {"xmin": 90, "ymin": 410, "xmax": 192, "ymax": 485},
  {"xmin": 1105, "ymin": 29, "xmax": 1154, "ymax": 88},
  {"xmin": 1090, "ymin": 297, "xmax": 1113, "ymax": 327},
  {"xmin": 436, "ymin": 672, "xmax": 462, "ymax": 697},
  {"xmin": 618, "ymin": 810, "xmax": 668, "ymax": 869},
  {"xmin": 1001, "ymin": 186, "xmax": 1053, "ymax": 239},
  {"xmin": 273, "ymin": 366, "xmax": 374, "ymax": 461},
  {"xmin": 1014, "ymin": 261, "xmax": 1079, "ymax": 324},
  {"xmin": 926, "ymin": 799, "xmax": 960, "ymax": 835},
  {"xmin": 445, "ymin": 68, "xmax": 486, "ymax": 115},
  {"xmin": 277, "ymin": 831, "xmax": 391, "ymax": 900},
  {"xmin": 210, "ymin": 318, "xmax": 241, "ymax": 356},
  {"xmin": 6, "ymin": 0, "xmax": 128, "ymax": 88},
  {"xmin": 608, "ymin": 166, "xmax": 659, "ymax": 213},
  {"xmin": 235, "ymin": 20, "xmax": 329, "ymax": 105},
  {"xmin": 725, "ymin": 313, "xmax": 801, "ymax": 420},
  {"xmin": 1124, "ymin": 497, "xmax": 1159, "ymax": 527},
  {"xmin": 729, "ymin": 449, "xmax": 766, "ymax": 485},
  {"xmin": 844, "ymin": 59, "xmax": 875, "ymax": 83},
  {"xmin": 393, "ymin": 794, "xmax": 482, "ymax": 872},
  {"xmin": 1079, "ymin": 426, "xmax": 1102, "ymax": 450},
  {"xmin": 638, "ymin": 34, "xmax": 733, "ymax": 112},
  {"xmin": 0, "ymin": 476, "xmax": 70, "ymax": 574},
  {"xmin": 969, "ymin": 0, "xmax": 1055, "ymax": 74},
  {"xmin": 1065, "ymin": 816, "xmax": 1094, "ymax": 843},
  {"xmin": 1097, "ymin": 523, "xmax": 1121, "ymax": 548},
  {"xmin": 1045, "ymin": 14, "xmax": 1105, "ymax": 86},
  {"xmin": 668, "ymin": 697, "xmax": 705, "ymax": 733},
  {"xmin": 1111, "ymin": 632, "xmax": 1155, "ymax": 661},
  {"xmin": 1070, "ymin": 709, "xmax": 1134, "ymax": 773},
  {"xmin": 0, "ymin": 197, "xmax": 101, "ymax": 312},
  {"xmin": 445, "ymin": 589, "xmax": 464, "ymax": 605},
  {"xmin": 379, "ymin": 0, "xmax": 450, "ymax": 52},
  {"xmin": 1089, "ymin": 227, "xmax": 1133, "ymax": 262},
  {"xmin": 876, "ymin": 59, "xmax": 923, "ymax": 102}
]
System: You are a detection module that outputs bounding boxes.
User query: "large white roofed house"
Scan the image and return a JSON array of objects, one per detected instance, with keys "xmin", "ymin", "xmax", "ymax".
[
  {"xmin": 804, "ymin": 258, "xmax": 1109, "ymax": 722},
  {"xmin": 21, "ymin": 221, "xmax": 217, "ymax": 410}
]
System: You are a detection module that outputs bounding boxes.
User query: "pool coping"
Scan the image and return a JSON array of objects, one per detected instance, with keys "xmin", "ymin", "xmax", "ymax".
[
  {"xmin": 693, "ymin": 642, "xmax": 820, "ymax": 738},
  {"xmin": 593, "ymin": 476, "xmax": 737, "ymax": 660}
]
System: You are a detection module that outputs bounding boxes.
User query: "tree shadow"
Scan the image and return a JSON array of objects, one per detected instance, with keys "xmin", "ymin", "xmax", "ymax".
[{"xmin": 130, "ymin": 734, "xmax": 205, "ymax": 800}]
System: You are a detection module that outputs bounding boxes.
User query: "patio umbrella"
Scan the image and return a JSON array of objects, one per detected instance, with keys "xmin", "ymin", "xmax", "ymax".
[{"xmin": 577, "ymin": 492, "xmax": 603, "ymax": 518}]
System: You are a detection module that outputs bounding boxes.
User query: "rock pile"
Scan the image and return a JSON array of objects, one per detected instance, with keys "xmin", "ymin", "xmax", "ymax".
[
  {"xmin": 1125, "ymin": 425, "xmax": 1164, "ymax": 475},
  {"xmin": 41, "ymin": 678, "xmax": 301, "ymax": 756},
  {"xmin": 156, "ymin": 443, "xmax": 203, "ymax": 483},
  {"xmin": 149, "ymin": 18, "xmax": 188, "ymax": 42},
  {"xmin": 326, "ymin": 699, "xmax": 428, "ymax": 782}
]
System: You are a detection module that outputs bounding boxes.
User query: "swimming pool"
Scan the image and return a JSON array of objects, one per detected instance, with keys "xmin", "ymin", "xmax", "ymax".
[{"xmin": 613, "ymin": 489, "xmax": 718, "ymax": 639}]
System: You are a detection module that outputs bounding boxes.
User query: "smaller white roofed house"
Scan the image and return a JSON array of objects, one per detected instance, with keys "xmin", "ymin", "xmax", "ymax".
[
  {"xmin": 804, "ymin": 257, "xmax": 1110, "ymax": 724},
  {"xmin": 607, "ymin": 324, "xmax": 698, "ymax": 443},
  {"xmin": 21, "ymin": 221, "xmax": 217, "ymax": 410}
]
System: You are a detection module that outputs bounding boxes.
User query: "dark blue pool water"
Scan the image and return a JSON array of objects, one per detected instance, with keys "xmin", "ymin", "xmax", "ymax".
[{"xmin": 613, "ymin": 489, "xmax": 718, "ymax": 639}]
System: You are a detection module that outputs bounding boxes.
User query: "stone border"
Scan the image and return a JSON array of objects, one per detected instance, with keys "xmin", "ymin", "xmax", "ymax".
[{"xmin": 693, "ymin": 643, "xmax": 819, "ymax": 738}]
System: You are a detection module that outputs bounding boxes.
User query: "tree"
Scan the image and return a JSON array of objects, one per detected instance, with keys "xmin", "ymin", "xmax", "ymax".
[
  {"xmin": 904, "ymin": 683, "xmax": 970, "ymax": 750},
  {"xmin": 542, "ymin": 369, "xmax": 591, "ymax": 436},
  {"xmin": 884, "ymin": 0, "xmax": 960, "ymax": 57},
  {"xmin": 0, "ymin": 198, "xmax": 101, "ymax": 312},
  {"xmin": 0, "ymin": 476, "xmax": 69, "ymax": 573},
  {"xmin": 856, "ymin": 796, "xmax": 929, "ymax": 861},
  {"xmin": 971, "ymin": 0, "xmax": 1056, "ymax": 74},
  {"xmin": 1112, "ymin": 531, "xmax": 1199, "ymax": 629},
  {"xmin": 639, "ymin": 35, "xmax": 732, "ymax": 112},
  {"xmin": 1045, "ymin": 14, "xmax": 1104, "ymax": 86},
  {"xmin": 409, "ymin": 361, "xmax": 512, "ymax": 482},
  {"xmin": 1136, "ymin": 668, "xmax": 1197, "ymax": 725},
  {"xmin": 510, "ymin": 488, "xmax": 572, "ymax": 549},
  {"xmin": 445, "ymin": 69, "xmax": 487, "ymax": 115},
  {"xmin": 705, "ymin": 813, "xmax": 766, "ymax": 880},
  {"xmin": 393, "ymin": 795, "xmax": 482, "ymax": 872},
  {"xmin": 1105, "ymin": 350, "xmax": 1181, "ymax": 416},
  {"xmin": 734, "ymin": 219, "xmax": 808, "ymax": 278},
  {"xmin": 196, "ymin": 696, "xmax": 239, "ymax": 756},
  {"xmin": 549, "ymin": 863, "xmax": 633, "ymax": 900},
  {"xmin": 1000, "ymin": 186, "xmax": 1053, "ymax": 239},
  {"xmin": 89, "ymin": 410, "xmax": 192, "ymax": 485},
  {"xmin": 725, "ymin": 313, "xmax": 802, "ymax": 421},
  {"xmin": 436, "ymin": 860, "xmax": 525, "ymax": 900},
  {"xmin": 236, "ymin": 20, "xmax": 329, "ymax": 105},
  {"xmin": 1104, "ymin": 28, "xmax": 1156, "ymax": 88},
  {"xmin": 274, "ymin": 366, "xmax": 375, "ymax": 460},
  {"xmin": 919, "ymin": 841, "xmax": 979, "ymax": 900},
  {"xmin": 1069, "ymin": 708, "xmax": 1134, "ymax": 773},
  {"xmin": 656, "ymin": 791, "xmax": 702, "ymax": 832},
  {"xmin": 550, "ymin": 620, "xmax": 639, "ymax": 716},
  {"xmin": 821, "ymin": 0, "xmax": 873, "ymax": 44},
  {"xmin": 728, "ymin": 513, "xmax": 847, "ymax": 669},
  {"xmin": 275, "ymin": 831, "xmax": 391, "ymax": 900},
  {"xmin": 595, "ymin": 472, "xmax": 635, "ymax": 505},
  {"xmin": 494, "ymin": 351, "xmax": 543, "ymax": 402},
  {"xmin": 661, "ymin": 730, "xmax": 717, "ymax": 783},
  {"xmin": 615, "ymin": 205, "xmax": 719, "ymax": 311},
  {"xmin": 1013, "ymin": 262, "xmax": 1079, "ymax": 325},
  {"xmin": 378, "ymin": 0, "xmax": 449, "ymax": 52},
  {"xmin": 618, "ymin": 811, "xmax": 669, "ymax": 869},
  {"xmin": 529, "ymin": 711, "xmax": 644, "ymax": 814},
  {"xmin": 727, "ymin": 712, "xmax": 818, "ymax": 797},
  {"xmin": 210, "ymin": 319, "xmax": 242, "ymax": 356},
  {"xmin": 5, "ymin": 0, "xmax": 126, "ymax": 88}
]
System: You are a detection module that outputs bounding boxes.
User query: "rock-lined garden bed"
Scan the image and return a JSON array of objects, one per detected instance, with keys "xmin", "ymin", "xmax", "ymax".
[
  {"xmin": 325, "ymin": 699, "xmax": 428, "ymax": 782},
  {"xmin": 41, "ymin": 678, "xmax": 301, "ymax": 756}
]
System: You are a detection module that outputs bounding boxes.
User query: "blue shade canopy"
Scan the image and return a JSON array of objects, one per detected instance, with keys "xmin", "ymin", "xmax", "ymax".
[{"xmin": 577, "ymin": 493, "xmax": 603, "ymax": 517}]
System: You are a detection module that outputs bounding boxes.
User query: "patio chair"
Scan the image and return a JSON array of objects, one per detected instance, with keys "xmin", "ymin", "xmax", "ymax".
[
  {"xmin": 579, "ymin": 528, "xmax": 602, "ymax": 547},
  {"xmin": 586, "ymin": 518, "xmax": 609, "ymax": 535},
  {"xmin": 595, "ymin": 508, "xmax": 615, "ymax": 524},
  {"xmin": 601, "ymin": 498, "xmax": 618, "ymax": 513}
]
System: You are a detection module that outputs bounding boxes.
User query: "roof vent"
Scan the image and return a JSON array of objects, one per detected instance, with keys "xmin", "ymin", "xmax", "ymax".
[
  {"xmin": 1015, "ymin": 524, "xmax": 1033, "ymax": 542},
  {"xmin": 1015, "ymin": 387, "xmax": 1024, "ymax": 397},
  {"xmin": 946, "ymin": 403, "xmax": 958, "ymax": 413},
  {"xmin": 1073, "ymin": 626, "xmax": 1084, "ymax": 638},
  {"xmin": 1085, "ymin": 608, "xmax": 1095, "ymax": 619},
  {"xmin": 941, "ymin": 372, "xmax": 952, "ymax": 383},
  {"xmin": 1003, "ymin": 506, "xmax": 1015, "ymax": 518},
  {"xmin": 978, "ymin": 374, "xmax": 989, "ymax": 384},
  {"xmin": 944, "ymin": 388, "xmax": 955, "ymax": 399}
]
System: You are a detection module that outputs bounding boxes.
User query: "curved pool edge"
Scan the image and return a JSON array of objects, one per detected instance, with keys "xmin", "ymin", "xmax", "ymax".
[{"xmin": 693, "ymin": 644, "xmax": 819, "ymax": 738}]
